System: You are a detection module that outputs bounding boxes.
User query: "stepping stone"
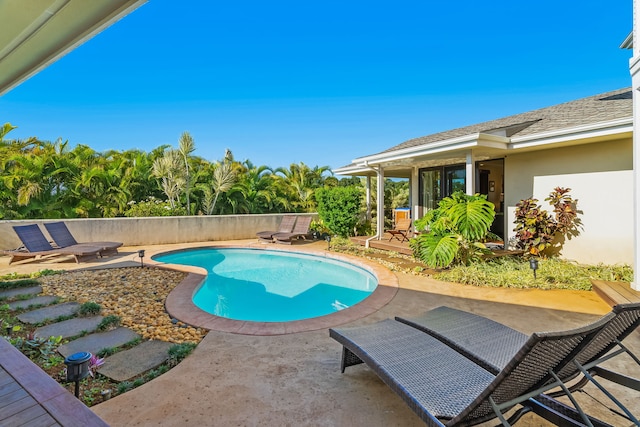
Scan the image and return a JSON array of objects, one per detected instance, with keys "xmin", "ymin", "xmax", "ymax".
[
  {"xmin": 57, "ymin": 327, "xmax": 140, "ymax": 358},
  {"xmin": 7, "ymin": 295, "xmax": 59, "ymax": 311},
  {"xmin": 0, "ymin": 285, "xmax": 42, "ymax": 300},
  {"xmin": 98, "ymin": 340, "xmax": 173, "ymax": 381},
  {"xmin": 35, "ymin": 316, "xmax": 103, "ymax": 339},
  {"xmin": 16, "ymin": 302, "xmax": 80, "ymax": 324}
]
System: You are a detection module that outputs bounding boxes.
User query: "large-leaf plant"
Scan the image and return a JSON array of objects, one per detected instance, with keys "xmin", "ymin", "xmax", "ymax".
[{"xmin": 410, "ymin": 191, "xmax": 496, "ymax": 268}]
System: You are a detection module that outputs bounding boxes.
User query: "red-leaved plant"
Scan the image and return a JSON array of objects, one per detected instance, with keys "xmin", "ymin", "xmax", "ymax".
[{"xmin": 513, "ymin": 187, "xmax": 581, "ymax": 256}]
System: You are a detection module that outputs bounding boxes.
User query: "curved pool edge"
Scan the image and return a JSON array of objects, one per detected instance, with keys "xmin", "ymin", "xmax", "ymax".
[{"xmin": 154, "ymin": 244, "xmax": 399, "ymax": 336}]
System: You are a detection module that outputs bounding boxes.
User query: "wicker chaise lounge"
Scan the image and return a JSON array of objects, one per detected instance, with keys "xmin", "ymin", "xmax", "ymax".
[
  {"xmin": 256, "ymin": 215, "xmax": 296, "ymax": 242},
  {"xmin": 395, "ymin": 304, "xmax": 640, "ymax": 424},
  {"xmin": 44, "ymin": 221, "xmax": 122, "ymax": 256},
  {"xmin": 1, "ymin": 224, "xmax": 102, "ymax": 265},
  {"xmin": 330, "ymin": 314, "xmax": 617, "ymax": 427},
  {"xmin": 273, "ymin": 216, "xmax": 312, "ymax": 244}
]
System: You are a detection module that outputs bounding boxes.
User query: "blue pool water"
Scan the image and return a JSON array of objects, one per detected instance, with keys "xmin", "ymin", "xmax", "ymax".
[{"xmin": 153, "ymin": 248, "xmax": 378, "ymax": 322}]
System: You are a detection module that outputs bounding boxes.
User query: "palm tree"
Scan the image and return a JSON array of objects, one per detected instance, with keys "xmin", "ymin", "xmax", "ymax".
[
  {"xmin": 0, "ymin": 122, "xmax": 17, "ymax": 141},
  {"xmin": 216, "ymin": 160, "xmax": 280, "ymax": 214},
  {"xmin": 275, "ymin": 162, "xmax": 332, "ymax": 212},
  {"xmin": 204, "ymin": 160, "xmax": 236, "ymax": 215},
  {"xmin": 152, "ymin": 149, "xmax": 185, "ymax": 209},
  {"xmin": 1, "ymin": 139, "xmax": 72, "ymax": 217},
  {"xmin": 178, "ymin": 132, "xmax": 195, "ymax": 215}
]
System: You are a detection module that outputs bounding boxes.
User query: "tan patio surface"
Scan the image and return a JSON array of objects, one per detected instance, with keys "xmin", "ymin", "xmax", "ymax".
[{"xmin": 1, "ymin": 239, "xmax": 638, "ymax": 426}]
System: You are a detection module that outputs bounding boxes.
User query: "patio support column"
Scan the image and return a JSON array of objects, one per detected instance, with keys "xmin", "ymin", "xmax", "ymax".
[
  {"xmin": 377, "ymin": 166, "xmax": 385, "ymax": 240},
  {"xmin": 366, "ymin": 176, "xmax": 372, "ymax": 222},
  {"xmin": 630, "ymin": 0, "xmax": 640, "ymax": 290},
  {"xmin": 411, "ymin": 166, "xmax": 419, "ymax": 220},
  {"xmin": 466, "ymin": 151, "xmax": 476, "ymax": 195}
]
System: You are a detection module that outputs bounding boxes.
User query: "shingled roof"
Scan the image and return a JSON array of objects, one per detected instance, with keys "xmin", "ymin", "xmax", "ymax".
[{"xmin": 377, "ymin": 87, "xmax": 632, "ymax": 155}]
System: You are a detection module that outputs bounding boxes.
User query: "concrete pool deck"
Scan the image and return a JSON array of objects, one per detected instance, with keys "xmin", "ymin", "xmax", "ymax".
[{"xmin": 1, "ymin": 239, "xmax": 638, "ymax": 426}]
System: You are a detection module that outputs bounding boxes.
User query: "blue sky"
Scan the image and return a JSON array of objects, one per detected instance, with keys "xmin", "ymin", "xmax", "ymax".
[{"xmin": 0, "ymin": 1, "xmax": 633, "ymax": 171}]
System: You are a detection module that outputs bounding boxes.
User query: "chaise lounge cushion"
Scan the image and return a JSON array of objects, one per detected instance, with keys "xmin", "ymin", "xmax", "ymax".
[
  {"xmin": 44, "ymin": 222, "xmax": 122, "ymax": 256},
  {"xmin": 2, "ymin": 224, "xmax": 102, "ymax": 264},
  {"xmin": 256, "ymin": 215, "xmax": 296, "ymax": 241}
]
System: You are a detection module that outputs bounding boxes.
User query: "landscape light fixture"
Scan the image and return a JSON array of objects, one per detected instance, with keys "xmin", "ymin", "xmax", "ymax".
[
  {"xmin": 138, "ymin": 249, "xmax": 145, "ymax": 268},
  {"xmin": 325, "ymin": 234, "xmax": 332, "ymax": 250},
  {"xmin": 64, "ymin": 351, "xmax": 92, "ymax": 398},
  {"xmin": 529, "ymin": 257, "xmax": 539, "ymax": 279}
]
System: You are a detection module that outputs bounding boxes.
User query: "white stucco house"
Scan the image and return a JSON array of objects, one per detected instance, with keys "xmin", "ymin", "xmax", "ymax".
[
  {"xmin": 336, "ymin": 2, "xmax": 640, "ymax": 290},
  {"xmin": 334, "ymin": 88, "xmax": 635, "ymax": 269}
]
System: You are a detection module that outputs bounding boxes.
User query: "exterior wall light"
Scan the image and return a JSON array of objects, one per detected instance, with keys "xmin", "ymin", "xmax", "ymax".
[{"xmin": 64, "ymin": 351, "xmax": 92, "ymax": 398}]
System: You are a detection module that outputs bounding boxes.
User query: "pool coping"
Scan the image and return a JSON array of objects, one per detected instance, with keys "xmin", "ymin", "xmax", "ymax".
[{"xmin": 151, "ymin": 244, "xmax": 399, "ymax": 335}]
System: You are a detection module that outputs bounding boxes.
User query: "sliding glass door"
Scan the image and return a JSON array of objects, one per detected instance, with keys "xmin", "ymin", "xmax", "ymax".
[
  {"xmin": 420, "ymin": 165, "xmax": 466, "ymax": 212},
  {"xmin": 444, "ymin": 165, "xmax": 466, "ymax": 195},
  {"xmin": 420, "ymin": 169, "xmax": 441, "ymax": 211}
]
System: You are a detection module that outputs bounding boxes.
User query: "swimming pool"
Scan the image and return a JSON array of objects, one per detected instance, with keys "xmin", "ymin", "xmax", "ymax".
[{"xmin": 154, "ymin": 248, "xmax": 378, "ymax": 322}]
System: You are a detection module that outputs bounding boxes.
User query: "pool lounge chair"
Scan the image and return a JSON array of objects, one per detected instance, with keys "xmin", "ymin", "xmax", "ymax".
[
  {"xmin": 273, "ymin": 216, "xmax": 312, "ymax": 244},
  {"xmin": 44, "ymin": 221, "xmax": 122, "ymax": 256},
  {"xmin": 330, "ymin": 313, "xmax": 618, "ymax": 427},
  {"xmin": 396, "ymin": 304, "xmax": 640, "ymax": 424},
  {"xmin": 256, "ymin": 215, "xmax": 296, "ymax": 242},
  {"xmin": 388, "ymin": 218, "xmax": 412, "ymax": 242},
  {"xmin": 1, "ymin": 224, "xmax": 102, "ymax": 265}
]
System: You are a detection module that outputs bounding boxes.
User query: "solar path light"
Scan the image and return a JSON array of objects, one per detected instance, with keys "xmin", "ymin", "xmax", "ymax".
[
  {"xmin": 529, "ymin": 257, "xmax": 539, "ymax": 279},
  {"xmin": 64, "ymin": 351, "xmax": 92, "ymax": 398}
]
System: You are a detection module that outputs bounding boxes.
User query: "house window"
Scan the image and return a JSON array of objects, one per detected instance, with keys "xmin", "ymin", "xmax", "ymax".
[
  {"xmin": 419, "ymin": 165, "xmax": 466, "ymax": 211},
  {"xmin": 444, "ymin": 165, "xmax": 466, "ymax": 195},
  {"xmin": 420, "ymin": 168, "xmax": 441, "ymax": 211}
]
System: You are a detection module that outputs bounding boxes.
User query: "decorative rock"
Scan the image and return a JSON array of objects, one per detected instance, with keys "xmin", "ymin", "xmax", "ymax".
[{"xmin": 37, "ymin": 267, "xmax": 205, "ymax": 344}]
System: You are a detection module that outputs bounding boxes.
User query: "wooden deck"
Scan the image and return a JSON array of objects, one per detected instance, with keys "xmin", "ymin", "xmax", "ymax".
[
  {"xmin": 350, "ymin": 234, "xmax": 413, "ymax": 255},
  {"xmin": 591, "ymin": 280, "xmax": 640, "ymax": 307},
  {"xmin": 350, "ymin": 234, "xmax": 515, "ymax": 258},
  {"xmin": 0, "ymin": 338, "xmax": 109, "ymax": 427}
]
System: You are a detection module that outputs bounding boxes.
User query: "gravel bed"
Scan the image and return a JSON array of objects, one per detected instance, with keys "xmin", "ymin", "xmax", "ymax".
[{"xmin": 39, "ymin": 267, "xmax": 207, "ymax": 344}]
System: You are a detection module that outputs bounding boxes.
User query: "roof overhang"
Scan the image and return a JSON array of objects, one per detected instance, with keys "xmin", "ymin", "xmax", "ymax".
[
  {"xmin": 333, "ymin": 117, "xmax": 633, "ymax": 177},
  {"xmin": 0, "ymin": 0, "xmax": 147, "ymax": 96},
  {"xmin": 510, "ymin": 117, "xmax": 633, "ymax": 149},
  {"xmin": 620, "ymin": 31, "xmax": 633, "ymax": 49}
]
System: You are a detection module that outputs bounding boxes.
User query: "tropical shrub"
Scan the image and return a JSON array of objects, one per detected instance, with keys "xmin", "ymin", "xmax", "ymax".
[
  {"xmin": 513, "ymin": 187, "xmax": 580, "ymax": 256},
  {"xmin": 124, "ymin": 197, "xmax": 186, "ymax": 217},
  {"xmin": 410, "ymin": 191, "xmax": 496, "ymax": 268},
  {"xmin": 315, "ymin": 186, "xmax": 362, "ymax": 237}
]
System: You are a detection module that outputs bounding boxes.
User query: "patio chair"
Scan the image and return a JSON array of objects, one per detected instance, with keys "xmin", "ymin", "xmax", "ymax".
[
  {"xmin": 44, "ymin": 221, "xmax": 122, "ymax": 256},
  {"xmin": 1, "ymin": 224, "xmax": 102, "ymax": 265},
  {"xmin": 256, "ymin": 215, "xmax": 296, "ymax": 242},
  {"xmin": 387, "ymin": 218, "xmax": 412, "ymax": 242},
  {"xmin": 330, "ymin": 313, "xmax": 617, "ymax": 427},
  {"xmin": 273, "ymin": 216, "xmax": 312, "ymax": 244},
  {"xmin": 396, "ymin": 304, "xmax": 640, "ymax": 424}
]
